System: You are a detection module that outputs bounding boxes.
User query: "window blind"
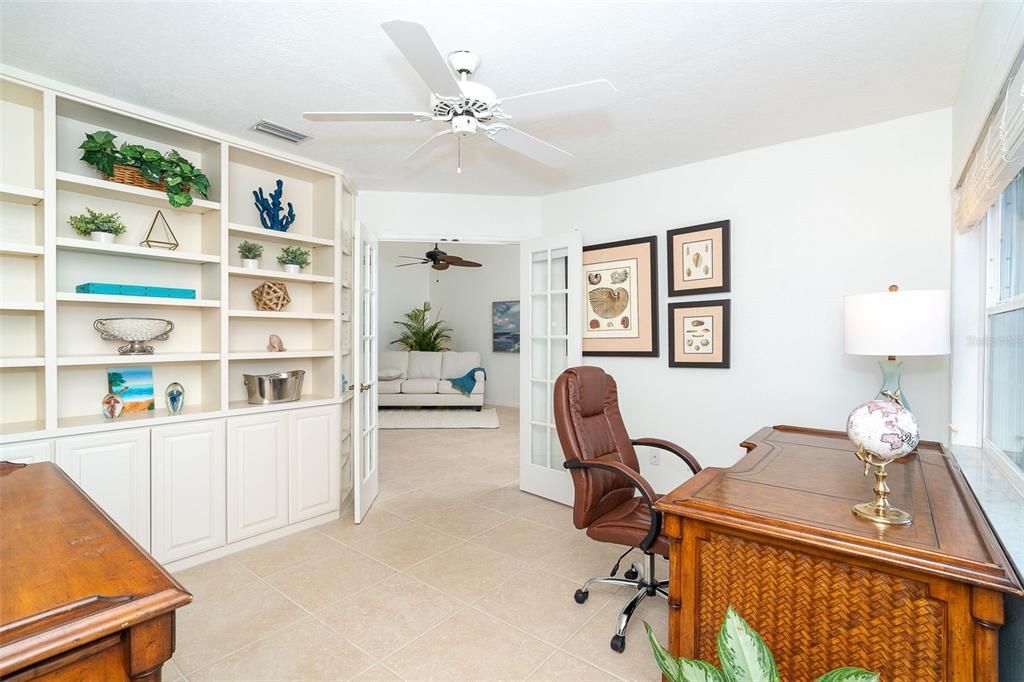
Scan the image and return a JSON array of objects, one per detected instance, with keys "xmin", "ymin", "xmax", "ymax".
[{"xmin": 957, "ymin": 56, "xmax": 1024, "ymax": 232}]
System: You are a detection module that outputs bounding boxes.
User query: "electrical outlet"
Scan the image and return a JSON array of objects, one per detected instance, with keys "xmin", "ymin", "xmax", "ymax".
[{"xmin": 649, "ymin": 451, "xmax": 661, "ymax": 466}]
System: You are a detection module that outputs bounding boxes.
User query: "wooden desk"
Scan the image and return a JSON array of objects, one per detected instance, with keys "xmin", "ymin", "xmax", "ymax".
[
  {"xmin": 656, "ymin": 426, "xmax": 1023, "ymax": 682},
  {"xmin": 0, "ymin": 462, "xmax": 191, "ymax": 681}
]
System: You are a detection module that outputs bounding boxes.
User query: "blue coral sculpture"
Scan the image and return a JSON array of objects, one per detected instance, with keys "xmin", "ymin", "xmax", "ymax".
[{"xmin": 253, "ymin": 179, "xmax": 296, "ymax": 232}]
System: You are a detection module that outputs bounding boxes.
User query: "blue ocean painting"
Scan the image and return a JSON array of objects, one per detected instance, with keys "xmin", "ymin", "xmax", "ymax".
[
  {"xmin": 107, "ymin": 365, "xmax": 155, "ymax": 413},
  {"xmin": 492, "ymin": 301, "xmax": 520, "ymax": 353}
]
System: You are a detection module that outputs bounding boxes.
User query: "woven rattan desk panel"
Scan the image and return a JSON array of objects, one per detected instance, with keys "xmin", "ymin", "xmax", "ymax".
[{"xmin": 656, "ymin": 426, "xmax": 1022, "ymax": 682}]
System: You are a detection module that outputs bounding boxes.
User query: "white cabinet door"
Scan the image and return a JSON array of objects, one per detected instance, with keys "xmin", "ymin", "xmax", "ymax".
[
  {"xmin": 227, "ymin": 412, "xmax": 288, "ymax": 542},
  {"xmin": 56, "ymin": 429, "xmax": 151, "ymax": 549},
  {"xmin": 151, "ymin": 420, "xmax": 226, "ymax": 563},
  {"xmin": 0, "ymin": 439, "xmax": 53, "ymax": 464},
  {"xmin": 289, "ymin": 405, "xmax": 340, "ymax": 523}
]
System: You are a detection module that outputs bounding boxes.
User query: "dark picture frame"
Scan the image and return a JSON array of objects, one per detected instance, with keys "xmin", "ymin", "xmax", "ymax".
[
  {"xmin": 582, "ymin": 235, "xmax": 659, "ymax": 357},
  {"xmin": 666, "ymin": 220, "xmax": 731, "ymax": 296},
  {"xmin": 667, "ymin": 299, "xmax": 731, "ymax": 368}
]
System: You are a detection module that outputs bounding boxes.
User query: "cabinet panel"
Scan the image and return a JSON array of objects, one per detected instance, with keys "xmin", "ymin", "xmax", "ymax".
[
  {"xmin": 289, "ymin": 405, "xmax": 340, "ymax": 522},
  {"xmin": 227, "ymin": 412, "xmax": 288, "ymax": 542},
  {"xmin": 151, "ymin": 419, "xmax": 226, "ymax": 563},
  {"xmin": 55, "ymin": 429, "xmax": 150, "ymax": 549},
  {"xmin": 0, "ymin": 439, "xmax": 52, "ymax": 464}
]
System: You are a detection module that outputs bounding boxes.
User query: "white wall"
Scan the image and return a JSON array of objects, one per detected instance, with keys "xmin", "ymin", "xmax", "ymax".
[
  {"xmin": 430, "ymin": 243, "xmax": 521, "ymax": 406},
  {"xmin": 543, "ymin": 109, "xmax": 953, "ymax": 492},
  {"xmin": 951, "ymin": 1, "xmax": 1024, "ymax": 177},
  {"xmin": 358, "ymin": 190, "xmax": 542, "ymax": 242},
  {"xmin": 377, "ymin": 241, "xmax": 522, "ymax": 406}
]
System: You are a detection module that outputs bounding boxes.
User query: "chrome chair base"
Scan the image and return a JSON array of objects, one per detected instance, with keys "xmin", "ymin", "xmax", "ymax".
[{"xmin": 572, "ymin": 551, "xmax": 667, "ymax": 653}]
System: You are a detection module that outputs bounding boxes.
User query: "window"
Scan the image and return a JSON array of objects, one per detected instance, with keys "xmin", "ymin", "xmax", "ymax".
[{"xmin": 984, "ymin": 169, "xmax": 1024, "ymax": 469}]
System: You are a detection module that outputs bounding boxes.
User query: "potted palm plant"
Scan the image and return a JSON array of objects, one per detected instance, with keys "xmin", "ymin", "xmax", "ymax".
[
  {"xmin": 238, "ymin": 240, "xmax": 263, "ymax": 269},
  {"xmin": 277, "ymin": 245, "xmax": 311, "ymax": 274},
  {"xmin": 68, "ymin": 208, "xmax": 127, "ymax": 244},
  {"xmin": 391, "ymin": 302, "xmax": 452, "ymax": 351}
]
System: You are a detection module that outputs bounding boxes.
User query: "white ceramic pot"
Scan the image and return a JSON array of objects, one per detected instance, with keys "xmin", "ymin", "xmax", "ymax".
[
  {"xmin": 91, "ymin": 231, "xmax": 115, "ymax": 244},
  {"xmin": 241, "ymin": 258, "xmax": 260, "ymax": 270},
  {"xmin": 283, "ymin": 263, "xmax": 300, "ymax": 274}
]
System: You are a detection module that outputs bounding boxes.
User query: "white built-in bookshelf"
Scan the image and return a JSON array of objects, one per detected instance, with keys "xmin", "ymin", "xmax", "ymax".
[{"xmin": 0, "ymin": 75, "xmax": 355, "ymax": 453}]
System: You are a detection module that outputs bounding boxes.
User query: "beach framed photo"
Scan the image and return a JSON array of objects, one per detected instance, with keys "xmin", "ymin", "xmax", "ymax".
[
  {"xmin": 666, "ymin": 220, "xmax": 731, "ymax": 296},
  {"xmin": 492, "ymin": 300, "xmax": 521, "ymax": 352},
  {"xmin": 668, "ymin": 299, "xmax": 730, "ymax": 368},
  {"xmin": 582, "ymin": 235, "xmax": 658, "ymax": 357},
  {"xmin": 107, "ymin": 365, "xmax": 155, "ymax": 412}
]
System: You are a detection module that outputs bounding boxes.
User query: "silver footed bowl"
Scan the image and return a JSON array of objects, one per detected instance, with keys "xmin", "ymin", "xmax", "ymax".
[{"xmin": 94, "ymin": 317, "xmax": 174, "ymax": 355}]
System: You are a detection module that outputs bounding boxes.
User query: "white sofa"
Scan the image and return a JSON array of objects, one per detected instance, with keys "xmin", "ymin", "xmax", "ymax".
[{"xmin": 378, "ymin": 350, "xmax": 485, "ymax": 409}]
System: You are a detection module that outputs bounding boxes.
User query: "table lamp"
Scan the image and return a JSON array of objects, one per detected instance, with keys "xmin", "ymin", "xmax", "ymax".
[{"xmin": 843, "ymin": 285, "xmax": 950, "ymax": 411}]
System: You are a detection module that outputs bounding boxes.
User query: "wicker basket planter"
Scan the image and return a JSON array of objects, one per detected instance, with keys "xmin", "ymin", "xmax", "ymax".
[{"xmin": 105, "ymin": 163, "xmax": 184, "ymax": 194}]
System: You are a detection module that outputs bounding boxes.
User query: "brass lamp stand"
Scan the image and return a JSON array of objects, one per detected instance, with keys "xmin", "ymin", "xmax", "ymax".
[{"xmin": 852, "ymin": 446, "xmax": 912, "ymax": 525}]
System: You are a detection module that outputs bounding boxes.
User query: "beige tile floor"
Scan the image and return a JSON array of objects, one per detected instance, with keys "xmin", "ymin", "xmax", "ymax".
[{"xmin": 170, "ymin": 406, "xmax": 667, "ymax": 681}]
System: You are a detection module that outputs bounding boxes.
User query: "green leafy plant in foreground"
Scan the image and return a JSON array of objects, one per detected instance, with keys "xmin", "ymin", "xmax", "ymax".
[
  {"xmin": 277, "ymin": 245, "xmax": 311, "ymax": 269},
  {"xmin": 238, "ymin": 240, "xmax": 264, "ymax": 260},
  {"xmin": 68, "ymin": 208, "xmax": 127, "ymax": 236},
  {"xmin": 644, "ymin": 607, "xmax": 879, "ymax": 682},
  {"xmin": 79, "ymin": 130, "xmax": 210, "ymax": 208},
  {"xmin": 391, "ymin": 302, "xmax": 452, "ymax": 352}
]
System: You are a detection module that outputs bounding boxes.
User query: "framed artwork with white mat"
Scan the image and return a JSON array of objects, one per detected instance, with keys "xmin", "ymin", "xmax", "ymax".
[
  {"xmin": 666, "ymin": 220, "xmax": 731, "ymax": 296},
  {"xmin": 582, "ymin": 235, "xmax": 659, "ymax": 357}
]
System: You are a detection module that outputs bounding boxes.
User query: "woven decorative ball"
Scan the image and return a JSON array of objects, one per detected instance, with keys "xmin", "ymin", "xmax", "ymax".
[{"xmin": 251, "ymin": 280, "xmax": 291, "ymax": 311}]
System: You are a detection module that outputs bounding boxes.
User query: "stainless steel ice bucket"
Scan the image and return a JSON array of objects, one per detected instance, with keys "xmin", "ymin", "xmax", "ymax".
[{"xmin": 242, "ymin": 370, "xmax": 305, "ymax": 404}]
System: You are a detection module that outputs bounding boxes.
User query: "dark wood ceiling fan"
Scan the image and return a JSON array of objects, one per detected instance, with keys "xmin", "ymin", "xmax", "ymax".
[{"xmin": 396, "ymin": 243, "xmax": 482, "ymax": 271}]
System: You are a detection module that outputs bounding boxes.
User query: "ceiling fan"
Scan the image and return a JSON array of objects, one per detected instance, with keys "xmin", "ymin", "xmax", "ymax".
[
  {"xmin": 303, "ymin": 20, "xmax": 617, "ymax": 173},
  {"xmin": 396, "ymin": 243, "xmax": 482, "ymax": 271}
]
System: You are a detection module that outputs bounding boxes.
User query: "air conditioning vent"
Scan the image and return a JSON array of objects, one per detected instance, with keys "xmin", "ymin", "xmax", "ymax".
[{"xmin": 251, "ymin": 120, "xmax": 309, "ymax": 144}]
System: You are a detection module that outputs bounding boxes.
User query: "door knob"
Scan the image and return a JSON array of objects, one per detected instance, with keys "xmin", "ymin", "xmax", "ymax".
[{"xmin": 359, "ymin": 383, "xmax": 371, "ymax": 392}]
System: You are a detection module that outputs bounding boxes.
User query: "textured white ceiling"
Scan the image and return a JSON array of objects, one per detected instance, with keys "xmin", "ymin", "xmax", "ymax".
[{"xmin": 0, "ymin": 1, "xmax": 979, "ymax": 195}]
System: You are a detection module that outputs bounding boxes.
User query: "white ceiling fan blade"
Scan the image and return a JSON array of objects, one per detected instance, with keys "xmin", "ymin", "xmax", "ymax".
[
  {"xmin": 484, "ymin": 125, "xmax": 573, "ymax": 168},
  {"xmin": 303, "ymin": 112, "xmax": 432, "ymax": 122},
  {"xmin": 381, "ymin": 20, "xmax": 462, "ymax": 98},
  {"xmin": 402, "ymin": 129, "xmax": 454, "ymax": 164},
  {"xmin": 499, "ymin": 79, "xmax": 617, "ymax": 119}
]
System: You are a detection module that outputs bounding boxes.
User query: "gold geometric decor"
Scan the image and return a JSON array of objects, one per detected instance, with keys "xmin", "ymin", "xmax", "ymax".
[
  {"xmin": 139, "ymin": 210, "xmax": 179, "ymax": 250},
  {"xmin": 251, "ymin": 280, "xmax": 290, "ymax": 311}
]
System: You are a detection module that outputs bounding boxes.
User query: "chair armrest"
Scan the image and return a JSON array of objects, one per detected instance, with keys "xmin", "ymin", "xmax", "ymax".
[
  {"xmin": 563, "ymin": 459, "xmax": 661, "ymax": 551},
  {"xmin": 631, "ymin": 438, "xmax": 702, "ymax": 475}
]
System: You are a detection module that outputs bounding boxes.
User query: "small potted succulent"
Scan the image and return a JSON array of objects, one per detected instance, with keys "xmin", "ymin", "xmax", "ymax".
[
  {"xmin": 238, "ymin": 240, "xmax": 264, "ymax": 270},
  {"xmin": 68, "ymin": 208, "xmax": 127, "ymax": 244},
  {"xmin": 277, "ymin": 245, "xmax": 311, "ymax": 274}
]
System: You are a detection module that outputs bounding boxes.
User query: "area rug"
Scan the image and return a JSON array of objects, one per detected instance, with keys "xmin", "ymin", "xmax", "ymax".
[{"xmin": 378, "ymin": 407, "xmax": 499, "ymax": 429}]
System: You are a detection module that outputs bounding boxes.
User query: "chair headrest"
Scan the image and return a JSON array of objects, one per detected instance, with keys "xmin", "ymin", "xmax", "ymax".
[{"xmin": 563, "ymin": 366, "xmax": 611, "ymax": 417}]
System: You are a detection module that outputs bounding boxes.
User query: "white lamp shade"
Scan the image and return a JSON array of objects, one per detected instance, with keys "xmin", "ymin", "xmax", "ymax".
[{"xmin": 843, "ymin": 288, "xmax": 950, "ymax": 356}]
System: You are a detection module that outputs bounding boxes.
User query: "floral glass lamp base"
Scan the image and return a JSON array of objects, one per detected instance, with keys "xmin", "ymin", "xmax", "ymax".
[{"xmin": 875, "ymin": 358, "xmax": 908, "ymax": 411}]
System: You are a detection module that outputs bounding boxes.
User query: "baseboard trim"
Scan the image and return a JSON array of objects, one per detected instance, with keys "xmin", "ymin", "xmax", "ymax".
[{"xmin": 485, "ymin": 400, "xmax": 519, "ymax": 408}]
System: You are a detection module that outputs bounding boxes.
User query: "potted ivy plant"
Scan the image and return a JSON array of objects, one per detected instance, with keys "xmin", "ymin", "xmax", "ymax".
[
  {"xmin": 78, "ymin": 130, "xmax": 211, "ymax": 209},
  {"xmin": 238, "ymin": 241, "xmax": 264, "ymax": 270},
  {"xmin": 645, "ymin": 608, "xmax": 878, "ymax": 682},
  {"xmin": 277, "ymin": 246, "xmax": 311, "ymax": 274},
  {"xmin": 68, "ymin": 208, "xmax": 127, "ymax": 244}
]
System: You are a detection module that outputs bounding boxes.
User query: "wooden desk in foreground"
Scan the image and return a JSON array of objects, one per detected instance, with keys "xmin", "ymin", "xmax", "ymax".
[
  {"xmin": 656, "ymin": 426, "xmax": 1023, "ymax": 682},
  {"xmin": 0, "ymin": 461, "xmax": 191, "ymax": 681}
]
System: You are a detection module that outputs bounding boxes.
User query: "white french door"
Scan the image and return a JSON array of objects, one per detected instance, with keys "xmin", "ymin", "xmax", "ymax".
[
  {"xmin": 352, "ymin": 224, "xmax": 380, "ymax": 522},
  {"xmin": 519, "ymin": 231, "xmax": 582, "ymax": 505}
]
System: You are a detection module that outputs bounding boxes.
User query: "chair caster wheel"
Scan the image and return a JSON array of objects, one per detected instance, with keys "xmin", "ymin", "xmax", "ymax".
[
  {"xmin": 574, "ymin": 589, "xmax": 589, "ymax": 604},
  {"xmin": 623, "ymin": 567, "xmax": 639, "ymax": 580},
  {"xmin": 610, "ymin": 634, "xmax": 625, "ymax": 653}
]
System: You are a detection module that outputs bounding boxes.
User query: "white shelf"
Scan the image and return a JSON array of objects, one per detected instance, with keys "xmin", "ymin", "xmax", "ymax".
[
  {"xmin": 57, "ymin": 292, "xmax": 220, "ymax": 307},
  {"xmin": 56, "ymin": 171, "xmax": 220, "ymax": 215},
  {"xmin": 0, "ymin": 419, "xmax": 46, "ymax": 437},
  {"xmin": 0, "ymin": 243, "xmax": 44, "ymax": 257},
  {"xmin": 57, "ymin": 403, "xmax": 222, "ymax": 433},
  {"xmin": 228, "ymin": 223, "xmax": 334, "ymax": 248},
  {"xmin": 58, "ymin": 352, "xmax": 219, "ymax": 367},
  {"xmin": 228, "ymin": 394, "xmax": 337, "ymax": 414},
  {"xmin": 228, "ymin": 350, "xmax": 333, "ymax": 360},
  {"xmin": 0, "ymin": 301, "xmax": 43, "ymax": 311},
  {"xmin": 227, "ymin": 266, "xmax": 334, "ymax": 284},
  {"xmin": 56, "ymin": 238, "xmax": 220, "ymax": 264},
  {"xmin": 0, "ymin": 357, "xmax": 45, "ymax": 368},
  {"xmin": 228, "ymin": 310, "xmax": 333, "ymax": 320},
  {"xmin": 0, "ymin": 184, "xmax": 44, "ymax": 205}
]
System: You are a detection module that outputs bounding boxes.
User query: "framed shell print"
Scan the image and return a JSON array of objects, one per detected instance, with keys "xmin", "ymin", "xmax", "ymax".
[
  {"xmin": 582, "ymin": 235, "xmax": 658, "ymax": 357},
  {"xmin": 668, "ymin": 299, "xmax": 730, "ymax": 368},
  {"xmin": 667, "ymin": 220, "xmax": 730, "ymax": 296}
]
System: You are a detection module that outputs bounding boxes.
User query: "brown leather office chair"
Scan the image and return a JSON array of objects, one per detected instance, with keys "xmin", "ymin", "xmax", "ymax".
[{"xmin": 554, "ymin": 366, "xmax": 702, "ymax": 653}]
